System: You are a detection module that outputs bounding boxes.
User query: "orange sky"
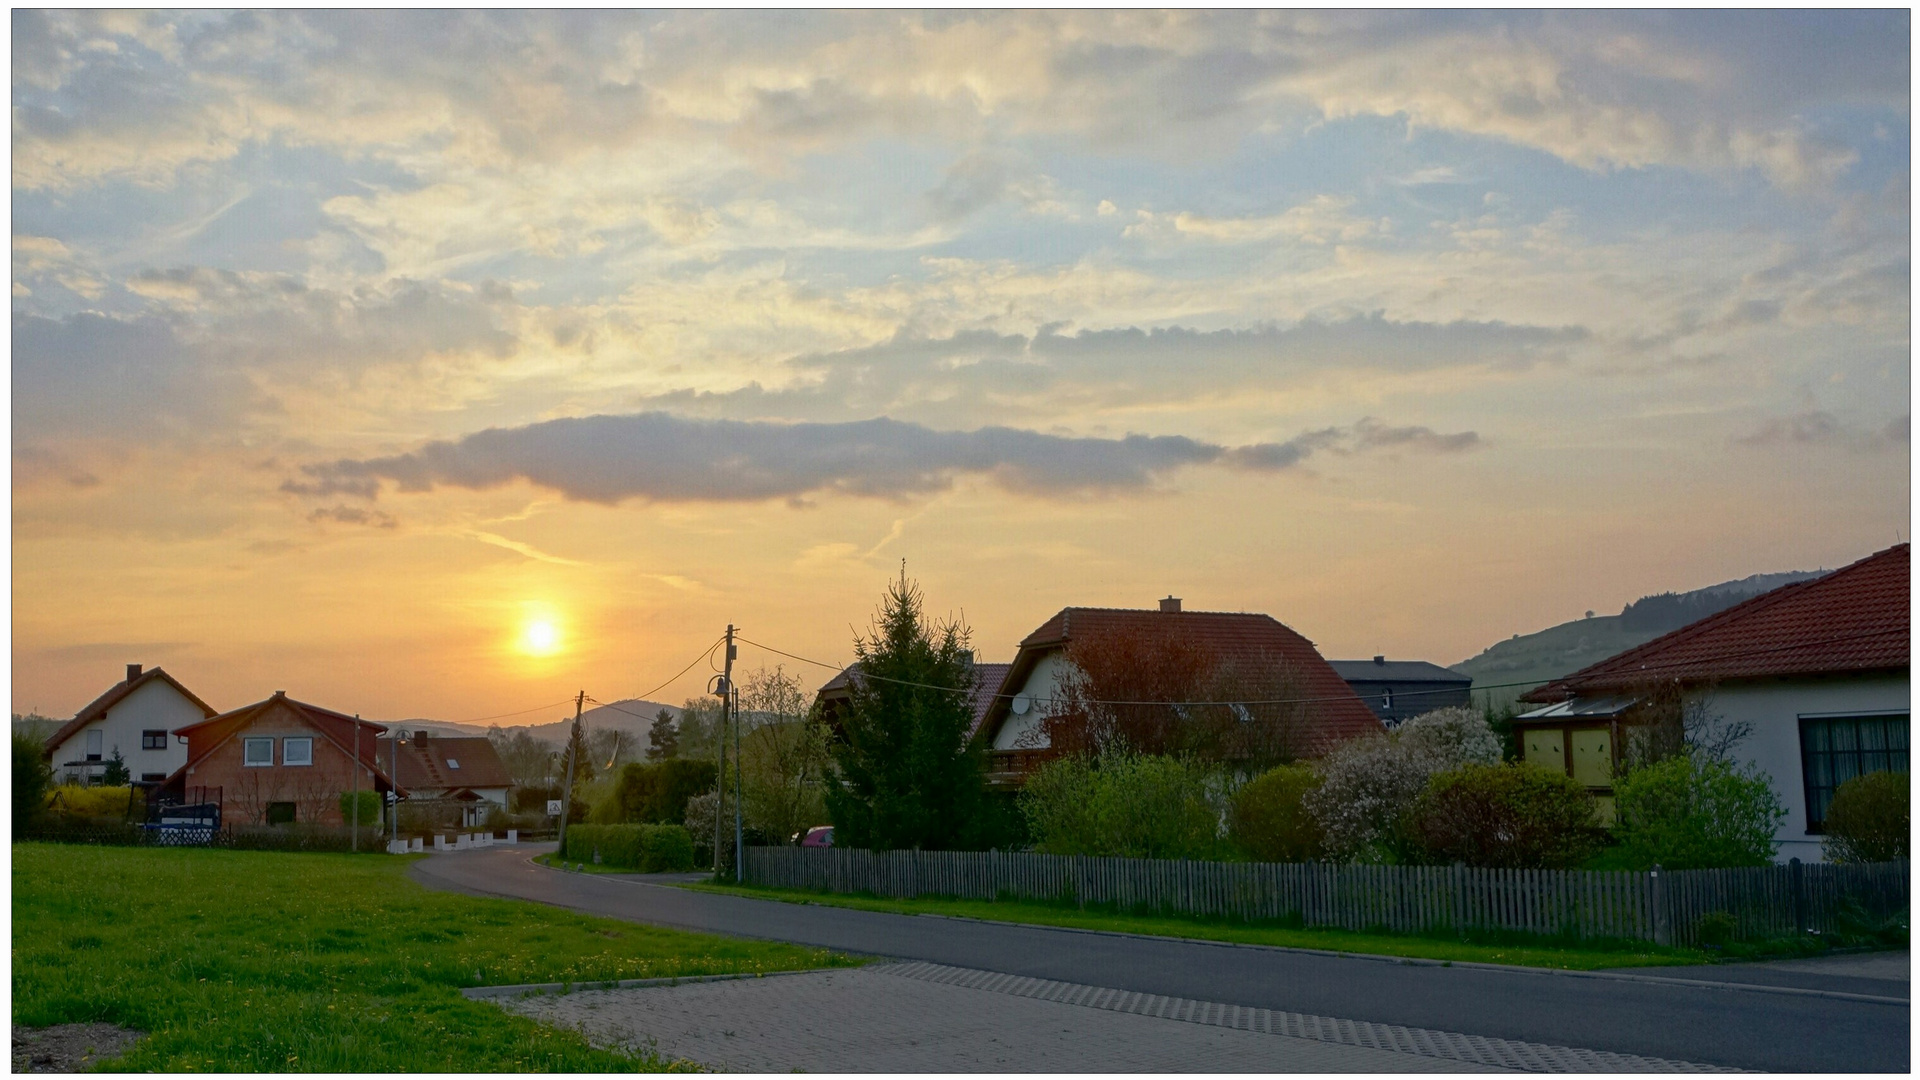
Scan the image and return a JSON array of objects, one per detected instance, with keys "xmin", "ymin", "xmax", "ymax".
[{"xmin": 12, "ymin": 11, "xmax": 1910, "ymax": 721}]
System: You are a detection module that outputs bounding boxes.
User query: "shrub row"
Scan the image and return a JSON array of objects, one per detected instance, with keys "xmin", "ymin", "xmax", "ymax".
[{"xmin": 562, "ymin": 823, "xmax": 697, "ymax": 872}]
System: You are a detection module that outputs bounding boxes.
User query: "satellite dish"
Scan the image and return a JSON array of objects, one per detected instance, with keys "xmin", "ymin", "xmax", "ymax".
[{"xmin": 1011, "ymin": 694, "xmax": 1031, "ymax": 716}]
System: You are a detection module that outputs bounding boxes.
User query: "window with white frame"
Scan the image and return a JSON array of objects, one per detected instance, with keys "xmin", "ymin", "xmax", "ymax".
[
  {"xmin": 86, "ymin": 729, "xmax": 104, "ymax": 761},
  {"xmin": 142, "ymin": 730, "xmax": 167, "ymax": 751},
  {"xmin": 243, "ymin": 737, "xmax": 274, "ymax": 766},
  {"xmin": 283, "ymin": 737, "xmax": 314, "ymax": 766},
  {"xmin": 1800, "ymin": 713, "xmax": 1909, "ymax": 831}
]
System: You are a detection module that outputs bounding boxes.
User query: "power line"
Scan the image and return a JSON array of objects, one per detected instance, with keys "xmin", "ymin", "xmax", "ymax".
[
  {"xmin": 736, "ymin": 627, "xmax": 1907, "ymax": 711},
  {"xmin": 455, "ymin": 698, "xmax": 579, "ymax": 725},
  {"xmin": 606, "ymin": 634, "xmax": 728, "ymax": 710}
]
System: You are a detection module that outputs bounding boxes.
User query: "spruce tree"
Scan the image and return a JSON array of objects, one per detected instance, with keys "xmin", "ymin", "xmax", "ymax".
[
  {"xmin": 647, "ymin": 709, "xmax": 680, "ymax": 760},
  {"xmin": 825, "ymin": 570, "xmax": 986, "ymax": 850}
]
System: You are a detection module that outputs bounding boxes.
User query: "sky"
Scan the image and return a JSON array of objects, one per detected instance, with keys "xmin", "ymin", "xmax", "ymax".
[{"xmin": 11, "ymin": 10, "xmax": 1911, "ymax": 723}]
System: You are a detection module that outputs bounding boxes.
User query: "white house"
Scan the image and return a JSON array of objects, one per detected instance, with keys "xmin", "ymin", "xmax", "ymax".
[
  {"xmin": 43, "ymin": 664, "xmax": 219, "ymax": 786},
  {"xmin": 975, "ymin": 598, "xmax": 1383, "ymax": 786},
  {"xmin": 1518, "ymin": 544, "xmax": 1909, "ymax": 863},
  {"xmin": 376, "ymin": 731, "xmax": 515, "ymax": 827}
]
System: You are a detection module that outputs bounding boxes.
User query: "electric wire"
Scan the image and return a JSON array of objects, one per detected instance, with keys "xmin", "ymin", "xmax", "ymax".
[
  {"xmin": 736, "ymin": 627, "xmax": 1906, "ymax": 711},
  {"xmin": 453, "ymin": 698, "xmax": 579, "ymax": 725}
]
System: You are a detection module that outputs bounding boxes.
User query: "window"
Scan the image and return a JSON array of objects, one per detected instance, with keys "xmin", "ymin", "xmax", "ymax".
[
  {"xmin": 446, "ymin": 757, "xmax": 461, "ymax": 769},
  {"xmin": 283, "ymin": 738, "xmax": 314, "ymax": 767},
  {"xmin": 1800, "ymin": 713, "xmax": 1908, "ymax": 831},
  {"xmin": 266, "ymin": 802, "xmax": 297, "ymax": 826},
  {"xmin": 142, "ymin": 730, "xmax": 167, "ymax": 751},
  {"xmin": 243, "ymin": 737, "xmax": 274, "ymax": 766},
  {"xmin": 86, "ymin": 729, "xmax": 103, "ymax": 762},
  {"xmin": 1382, "ymin": 689, "xmax": 1394, "ymax": 713},
  {"xmin": 140, "ymin": 772, "xmax": 166, "ymax": 783}
]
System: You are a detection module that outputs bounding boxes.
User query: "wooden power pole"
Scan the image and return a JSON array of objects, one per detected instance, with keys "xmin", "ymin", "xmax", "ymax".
[{"xmin": 557, "ymin": 691, "xmax": 585, "ymax": 858}]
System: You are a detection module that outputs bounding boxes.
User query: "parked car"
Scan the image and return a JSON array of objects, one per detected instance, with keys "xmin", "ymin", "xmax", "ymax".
[{"xmin": 799, "ymin": 825, "xmax": 834, "ymax": 848}]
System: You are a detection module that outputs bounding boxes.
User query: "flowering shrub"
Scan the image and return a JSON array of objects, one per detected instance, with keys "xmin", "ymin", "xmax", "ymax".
[
  {"xmin": 1822, "ymin": 771, "xmax": 1908, "ymax": 863},
  {"xmin": 1407, "ymin": 762, "xmax": 1604, "ymax": 868},
  {"xmin": 1304, "ymin": 707, "xmax": 1503, "ymax": 861}
]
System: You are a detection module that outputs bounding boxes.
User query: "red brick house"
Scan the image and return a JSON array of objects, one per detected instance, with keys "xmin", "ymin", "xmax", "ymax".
[
  {"xmin": 160, "ymin": 691, "xmax": 401, "ymax": 826},
  {"xmin": 978, "ymin": 598, "xmax": 1384, "ymax": 784}
]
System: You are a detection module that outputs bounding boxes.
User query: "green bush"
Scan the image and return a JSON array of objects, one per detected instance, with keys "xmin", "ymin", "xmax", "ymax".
[
  {"xmin": 562, "ymin": 823, "xmax": 697, "ymax": 871},
  {"xmin": 1020, "ymin": 754, "xmax": 1231, "ymax": 860},
  {"xmin": 1229, "ymin": 764, "xmax": 1324, "ymax": 862},
  {"xmin": 1695, "ymin": 910, "xmax": 1739, "ymax": 948},
  {"xmin": 338, "ymin": 790, "xmax": 383, "ymax": 827},
  {"xmin": 613, "ymin": 759, "xmax": 718, "ymax": 824},
  {"xmin": 1822, "ymin": 771, "xmax": 1908, "ymax": 863},
  {"xmin": 1406, "ymin": 762, "xmax": 1605, "ymax": 869},
  {"xmin": 1611, "ymin": 754, "xmax": 1785, "ymax": 870},
  {"xmin": 14, "ymin": 733, "xmax": 52, "ymax": 837}
]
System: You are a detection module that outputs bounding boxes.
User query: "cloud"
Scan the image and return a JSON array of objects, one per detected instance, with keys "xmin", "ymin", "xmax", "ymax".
[
  {"xmin": 307, "ymin": 505, "xmax": 397, "ymax": 529},
  {"xmin": 1735, "ymin": 410, "xmax": 1909, "ymax": 452},
  {"xmin": 633, "ymin": 316, "xmax": 1582, "ymax": 428},
  {"xmin": 289, "ymin": 411, "xmax": 1479, "ymax": 505}
]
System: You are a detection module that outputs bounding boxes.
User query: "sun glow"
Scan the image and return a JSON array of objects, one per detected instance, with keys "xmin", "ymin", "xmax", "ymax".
[{"xmin": 519, "ymin": 618, "xmax": 562, "ymax": 657}]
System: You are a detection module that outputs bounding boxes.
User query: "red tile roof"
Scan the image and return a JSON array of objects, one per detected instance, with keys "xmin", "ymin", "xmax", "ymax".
[
  {"xmin": 44, "ymin": 666, "xmax": 217, "ymax": 758},
  {"xmin": 376, "ymin": 734, "xmax": 515, "ymax": 792},
  {"xmin": 988, "ymin": 606, "xmax": 1383, "ymax": 754},
  {"xmin": 1526, "ymin": 544, "xmax": 1910, "ymax": 701},
  {"xmin": 167, "ymin": 692, "xmax": 399, "ymax": 792}
]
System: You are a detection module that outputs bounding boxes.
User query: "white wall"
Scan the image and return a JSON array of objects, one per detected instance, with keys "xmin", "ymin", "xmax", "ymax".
[
  {"xmin": 47, "ymin": 678, "xmax": 204, "ymax": 784},
  {"xmin": 991, "ymin": 651, "xmax": 1077, "ymax": 750},
  {"xmin": 1694, "ymin": 674, "xmax": 1909, "ymax": 863}
]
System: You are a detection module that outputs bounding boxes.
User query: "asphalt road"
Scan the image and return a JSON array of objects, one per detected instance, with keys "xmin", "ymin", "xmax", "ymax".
[{"xmin": 414, "ymin": 846, "xmax": 1909, "ymax": 1072}]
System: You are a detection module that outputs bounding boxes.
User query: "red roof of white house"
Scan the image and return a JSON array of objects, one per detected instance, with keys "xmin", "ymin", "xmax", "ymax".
[
  {"xmin": 376, "ymin": 734, "xmax": 515, "ymax": 792},
  {"xmin": 984, "ymin": 605, "xmax": 1383, "ymax": 754},
  {"xmin": 1526, "ymin": 544, "xmax": 1909, "ymax": 701}
]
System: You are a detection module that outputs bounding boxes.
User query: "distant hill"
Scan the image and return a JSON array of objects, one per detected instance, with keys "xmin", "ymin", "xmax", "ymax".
[
  {"xmin": 390, "ymin": 699, "xmax": 680, "ymax": 746},
  {"xmin": 1453, "ymin": 569, "xmax": 1828, "ymax": 711}
]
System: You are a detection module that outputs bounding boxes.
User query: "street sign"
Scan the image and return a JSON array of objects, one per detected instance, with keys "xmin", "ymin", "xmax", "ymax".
[{"xmin": 546, "ymin": 799, "xmax": 563, "ymax": 816}]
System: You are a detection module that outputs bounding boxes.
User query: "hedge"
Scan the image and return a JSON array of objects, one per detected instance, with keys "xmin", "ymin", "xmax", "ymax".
[{"xmin": 562, "ymin": 823, "xmax": 697, "ymax": 872}]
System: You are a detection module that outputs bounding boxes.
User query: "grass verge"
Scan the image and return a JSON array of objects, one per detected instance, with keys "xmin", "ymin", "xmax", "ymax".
[
  {"xmin": 681, "ymin": 880, "xmax": 1715, "ymax": 971},
  {"xmin": 13, "ymin": 842, "xmax": 857, "ymax": 1071}
]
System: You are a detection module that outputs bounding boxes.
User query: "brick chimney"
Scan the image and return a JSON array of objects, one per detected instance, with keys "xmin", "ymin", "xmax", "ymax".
[
  {"xmin": 1159, "ymin": 596, "xmax": 1181, "ymax": 613},
  {"xmin": 126, "ymin": 663, "xmax": 142, "ymax": 683}
]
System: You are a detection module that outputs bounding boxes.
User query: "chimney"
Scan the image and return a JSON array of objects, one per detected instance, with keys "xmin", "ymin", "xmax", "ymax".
[
  {"xmin": 1373, "ymin": 655, "xmax": 1385, "ymax": 666},
  {"xmin": 1159, "ymin": 596, "xmax": 1181, "ymax": 613},
  {"xmin": 126, "ymin": 663, "xmax": 143, "ymax": 683},
  {"xmin": 273, "ymin": 689, "xmax": 286, "ymax": 697}
]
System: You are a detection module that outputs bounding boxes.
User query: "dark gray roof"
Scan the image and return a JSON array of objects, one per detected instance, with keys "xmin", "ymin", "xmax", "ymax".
[{"xmin": 1328, "ymin": 659, "xmax": 1472, "ymax": 684}]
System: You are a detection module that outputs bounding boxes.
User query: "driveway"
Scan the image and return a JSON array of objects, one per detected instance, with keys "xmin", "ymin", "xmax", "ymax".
[{"xmin": 415, "ymin": 845, "xmax": 1908, "ymax": 1072}]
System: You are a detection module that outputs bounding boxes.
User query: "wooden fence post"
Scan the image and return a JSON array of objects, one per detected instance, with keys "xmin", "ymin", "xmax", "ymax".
[
  {"xmin": 1789, "ymin": 857, "xmax": 1806, "ymax": 936},
  {"xmin": 1650, "ymin": 864, "xmax": 1670, "ymax": 946}
]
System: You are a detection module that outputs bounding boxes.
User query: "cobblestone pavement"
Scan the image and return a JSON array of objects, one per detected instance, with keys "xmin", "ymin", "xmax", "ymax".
[{"xmin": 493, "ymin": 962, "xmax": 1737, "ymax": 1073}]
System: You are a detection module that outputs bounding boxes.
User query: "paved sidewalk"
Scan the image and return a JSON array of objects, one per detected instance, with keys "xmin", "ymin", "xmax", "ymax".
[{"xmin": 490, "ymin": 962, "xmax": 1737, "ymax": 1073}]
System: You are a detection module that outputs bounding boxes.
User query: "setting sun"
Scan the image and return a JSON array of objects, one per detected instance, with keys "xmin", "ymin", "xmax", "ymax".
[{"xmin": 519, "ymin": 619, "xmax": 562, "ymax": 657}]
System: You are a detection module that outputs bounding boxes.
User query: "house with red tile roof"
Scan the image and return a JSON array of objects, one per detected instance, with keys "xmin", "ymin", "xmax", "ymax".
[
  {"xmin": 376, "ymin": 729, "xmax": 515, "ymax": 827},
  {"xmin": 160, "ymin": 691, "xmax": 400, "ymax": 827},
  {"xmin": 1518, "ymin": 543, "xmax": 1909, "ymax": 861},
  {"xmin": 978, "ymin": 597, "xmax": 1383, "ymax": 785},
  {"xmin": 44, "ymin": 664, "xmax": 219, "ymax": 787}
]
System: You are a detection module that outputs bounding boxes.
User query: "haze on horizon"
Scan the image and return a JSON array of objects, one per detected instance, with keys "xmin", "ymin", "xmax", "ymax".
[{"xmin": 12, "ymin": 10, "xmax": 1911, "ymax": 723}]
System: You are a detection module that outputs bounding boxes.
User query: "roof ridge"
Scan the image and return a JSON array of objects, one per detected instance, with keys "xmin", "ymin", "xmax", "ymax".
[{"xmin": 1541, "ymin": 544, "xmax": 1906, "ymax": 695}]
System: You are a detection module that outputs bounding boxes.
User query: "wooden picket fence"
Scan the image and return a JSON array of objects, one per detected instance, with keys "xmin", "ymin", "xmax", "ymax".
[{"xmin": 743, "ymin": 846, "xmax": 1907, "ymax": 946}]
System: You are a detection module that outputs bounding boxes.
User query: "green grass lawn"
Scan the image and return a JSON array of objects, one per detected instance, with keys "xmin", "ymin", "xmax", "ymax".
[
  {"xmin": 682, "ymin": 880, "xmax": 1715, "ymax": 971},
  {"xmin": 13, "ymin": 843, "xmax": 857, "ymax": 1071}
]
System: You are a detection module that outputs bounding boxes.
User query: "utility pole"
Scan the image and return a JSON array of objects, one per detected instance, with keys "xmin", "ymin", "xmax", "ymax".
[
  {"xmin": 351, "ymin": 715, "xmax": 361, "ymax": 852},
  {"xmin": 717, "ymin": 624, "xmax": 737, "ymax": 879},
  {"xmin": 390, "ymin": 728, "xmax": 401, "ymax": 851},
  {"xmin": 732, "ymin": 680, "xmax": 743, "ymax": 881},
  {"xmin": 557, "ymin": 691, "xmax": 585, "ymax": 858}
]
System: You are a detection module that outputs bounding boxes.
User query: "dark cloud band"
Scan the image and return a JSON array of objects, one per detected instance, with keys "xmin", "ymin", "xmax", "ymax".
[{"xmin": 289, "ymin": 411, "xmax": 1478, "ymax": 505}]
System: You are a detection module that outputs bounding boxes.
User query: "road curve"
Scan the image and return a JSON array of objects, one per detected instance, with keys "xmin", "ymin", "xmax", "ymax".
[{"xmin": 414, "ymin": 846, "xmax": 1908, "ymax": 1073}]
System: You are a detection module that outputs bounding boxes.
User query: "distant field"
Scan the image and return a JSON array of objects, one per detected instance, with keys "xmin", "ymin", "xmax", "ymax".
[{"xmin": 12, "ymin": 843, "xmax": 854, "ymax": 1071}]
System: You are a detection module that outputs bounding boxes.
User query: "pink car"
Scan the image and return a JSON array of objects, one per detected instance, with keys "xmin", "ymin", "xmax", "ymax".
[{"xmin": 799, "ymin": 825, "xmax": 834, "ymax": 848}]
